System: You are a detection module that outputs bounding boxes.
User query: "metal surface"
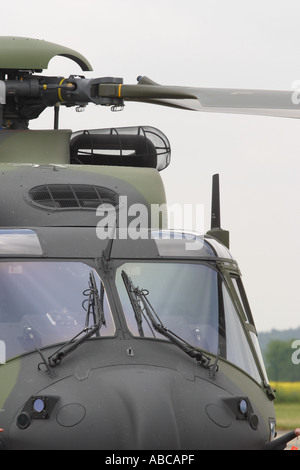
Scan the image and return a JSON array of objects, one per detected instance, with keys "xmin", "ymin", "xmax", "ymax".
[{"xmin": 0, "ymin": 36, "xmax": 92, "ymax": 71}]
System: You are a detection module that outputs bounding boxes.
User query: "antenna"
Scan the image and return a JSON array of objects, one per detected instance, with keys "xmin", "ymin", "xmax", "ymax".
[
  {"xmin": 206, "ymin": 174, "xmax": 230, "ymax": 249},
  {"xmin": 211, "ymin": 174, "xmax": 221, "ymax": 230}
]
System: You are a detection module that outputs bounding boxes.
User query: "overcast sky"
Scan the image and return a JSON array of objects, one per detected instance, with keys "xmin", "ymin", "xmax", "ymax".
[{"xmin": 2, "ymin": 0, "xmax": 300, "ymax": 332}]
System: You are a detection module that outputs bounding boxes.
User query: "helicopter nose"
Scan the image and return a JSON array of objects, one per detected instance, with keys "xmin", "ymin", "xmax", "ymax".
[
  {"xmin": 11, "ymin": 364, "xmax": 187, "ymax": 450},
  {"xmin": 80, "ymin": 365, "xmax": 182, "ymax": 449},
  {"xmin": 8, "ymin": 360, "xmax": 268, "ymax": 450}
]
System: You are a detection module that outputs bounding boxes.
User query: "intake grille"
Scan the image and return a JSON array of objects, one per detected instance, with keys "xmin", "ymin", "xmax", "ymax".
[{"xmin": 28, "ymin": 184, "xmax": 119, "ymax": 209}]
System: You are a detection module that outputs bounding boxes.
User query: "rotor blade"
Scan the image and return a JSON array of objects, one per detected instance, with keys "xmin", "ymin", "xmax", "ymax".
[{"xmin": 98, "ymin": 76, "xmax": 300, "ymax": 118}]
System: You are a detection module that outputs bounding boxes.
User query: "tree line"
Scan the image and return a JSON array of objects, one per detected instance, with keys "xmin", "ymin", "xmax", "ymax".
[{"xmin": 262, "ymin": 339, "xmax": 300, "ymax": 382}]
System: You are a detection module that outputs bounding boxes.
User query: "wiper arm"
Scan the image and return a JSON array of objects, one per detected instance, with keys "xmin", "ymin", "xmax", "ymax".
[
  {"xmin": 48, "ymin": 271, "xmax": 105, "ymax": 367},
  {"xmin": 121, "ymin": 270, "xmax": 145, "ymax": 337},
  {"xmin": 121, "ymin": 270, "xmax": 211, "ymax": 368}
]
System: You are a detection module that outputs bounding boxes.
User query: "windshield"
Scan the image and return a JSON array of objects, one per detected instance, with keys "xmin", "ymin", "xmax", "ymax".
[
  {"xmin": 0, "ymin": 261, "xmax": 115, "ymax": 361},
  {"xmin": 116, "ymin": 261, "xmax": 262, "ymax": 383}
]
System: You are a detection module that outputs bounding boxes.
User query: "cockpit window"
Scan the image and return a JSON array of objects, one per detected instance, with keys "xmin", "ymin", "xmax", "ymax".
[
  {"xmin": 222, "ymin": 284, "xmax": 261, "ymax": 383},
  {"xmin": 116, "ymin": 262, "xmax": 220, "ymax": 354},
  {"xmin": 0, "ymin": 261, "xmax": 115, "ymax": 361},
  {"xmin": 116, "ymin": 261, "xmax": 263, "ymax": 383},
  {"xmin": 230, "ymin": 275, "xmax": 255, "ymax": 325}
]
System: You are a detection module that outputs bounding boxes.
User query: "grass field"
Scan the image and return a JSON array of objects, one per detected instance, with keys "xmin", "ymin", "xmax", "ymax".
[
  {"xmin": 270, "ymin": 382, "xmax": 300, "ymax": 429},
  {"xmin": 270, "ymin": 381, "xmax": 300, "ymax": 403},
  {"xmin": 274, "ymin": 403, "xmax": 300, "ymax": 430}
]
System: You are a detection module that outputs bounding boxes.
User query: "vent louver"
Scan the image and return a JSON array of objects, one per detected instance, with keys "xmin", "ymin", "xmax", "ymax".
[{"xmin": 28, "ymin": 184, "xmax": 119, "ymax": 210}]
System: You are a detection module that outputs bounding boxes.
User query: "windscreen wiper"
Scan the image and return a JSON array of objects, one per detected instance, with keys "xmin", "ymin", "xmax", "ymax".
[
  {"xmin": 48, "ymin": 271, "xmax": 106, "ymax": 367},
  {"xmin": 121, "ymin": 270, "xmax": 146, "ymax": 337},
  {"xmin": 121, "ymin": 270, "xmax": 211, "ymax": 369}
]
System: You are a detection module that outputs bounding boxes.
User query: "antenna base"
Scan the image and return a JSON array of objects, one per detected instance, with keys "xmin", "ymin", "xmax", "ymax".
[{"xmin": 206, "ymin": 228, "xmax": 230, "ymax": 249}]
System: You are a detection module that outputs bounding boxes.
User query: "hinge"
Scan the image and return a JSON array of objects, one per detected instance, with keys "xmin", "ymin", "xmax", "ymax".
[{"xmin": 264, "ymin": 381, "xmax": 276, "ymax": 401}]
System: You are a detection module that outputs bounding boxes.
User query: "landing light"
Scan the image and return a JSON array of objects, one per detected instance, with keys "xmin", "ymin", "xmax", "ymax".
[
  {"xmin": 33, "ymin": 397, "xmax": 46, "ymax": 413},
  {"xmin": 17, "ymin": 395, "xmax": 57, "ymax": 429},
  {"xmin": 239, "ymin": 399, "xmax": 248, "ymax": 415},
  {"xmin": 31, "ymin": 396, "xmax": 48, "ymax": 419}
]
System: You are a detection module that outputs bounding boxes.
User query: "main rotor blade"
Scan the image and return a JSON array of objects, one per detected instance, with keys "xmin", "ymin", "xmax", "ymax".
[{"xmin": 98, "ymin": 76, "xmax": 300, "ymax": 118}]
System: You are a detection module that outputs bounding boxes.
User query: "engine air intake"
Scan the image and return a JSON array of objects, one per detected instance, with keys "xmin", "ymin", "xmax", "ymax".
[
  {"xmin": 27, "ymin": 184, "xmax": 119, "ymax": 210},
  {"xmin": 70, "ymin": 126, "xmax": 171, "ymax": 171}
]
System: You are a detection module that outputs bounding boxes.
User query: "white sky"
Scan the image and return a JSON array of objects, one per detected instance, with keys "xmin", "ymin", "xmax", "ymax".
[{"xmin": 2, "ymin": 0, "xmax": 300, "ymax": 332}]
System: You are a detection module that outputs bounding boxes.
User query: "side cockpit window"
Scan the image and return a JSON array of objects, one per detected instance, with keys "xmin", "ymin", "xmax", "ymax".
[
  {"xmin": 222, "ymin": 284, "xmax": 261, "ymax": 383},
  {"xmin": 229, "ymin": 274, "xmax": 269, "ymax": 383},
  {"xmin": 230, "ymin": 275, "xmax": 255, "ymax": 326}
]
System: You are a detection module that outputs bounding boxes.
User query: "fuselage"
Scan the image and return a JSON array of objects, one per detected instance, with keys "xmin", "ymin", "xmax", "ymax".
[{"xmin": 0, "ymin": 129, "xmax": 276, "ymax": 450}]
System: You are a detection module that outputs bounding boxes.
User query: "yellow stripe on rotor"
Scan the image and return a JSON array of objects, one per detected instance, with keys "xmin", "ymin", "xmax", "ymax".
[{"xmin": 58, "ymin": 78, "xmax": 66, "ymax": 102}]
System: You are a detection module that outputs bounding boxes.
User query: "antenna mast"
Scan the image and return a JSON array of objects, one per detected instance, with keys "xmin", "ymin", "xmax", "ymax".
[{"xmin": 206, "ymin": 174, "xmax": 230, "ymax": 249}]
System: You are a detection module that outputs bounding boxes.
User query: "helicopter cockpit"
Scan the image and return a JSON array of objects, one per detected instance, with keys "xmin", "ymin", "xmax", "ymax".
[{"xmin": 0, "ymin": 227, "xmax": 268, "ymax": 392}]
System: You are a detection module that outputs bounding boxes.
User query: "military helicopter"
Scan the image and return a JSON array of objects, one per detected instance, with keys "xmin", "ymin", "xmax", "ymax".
[{"xmin": 0, "ymin": 36, "xmax": 299, "ymax": 451}]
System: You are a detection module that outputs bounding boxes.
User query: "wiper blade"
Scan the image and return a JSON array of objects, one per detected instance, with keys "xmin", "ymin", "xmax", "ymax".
[
  {"xmin": 48, "ymin": 271, "xmax": 105, "ymax": 367},
  {"xmin": 121, "ymin": 270, "xmax": 145, "ymax": 337},
  {"xmin": 121, "ymin": 270, "xmax": 211, "ymax": 368}
]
